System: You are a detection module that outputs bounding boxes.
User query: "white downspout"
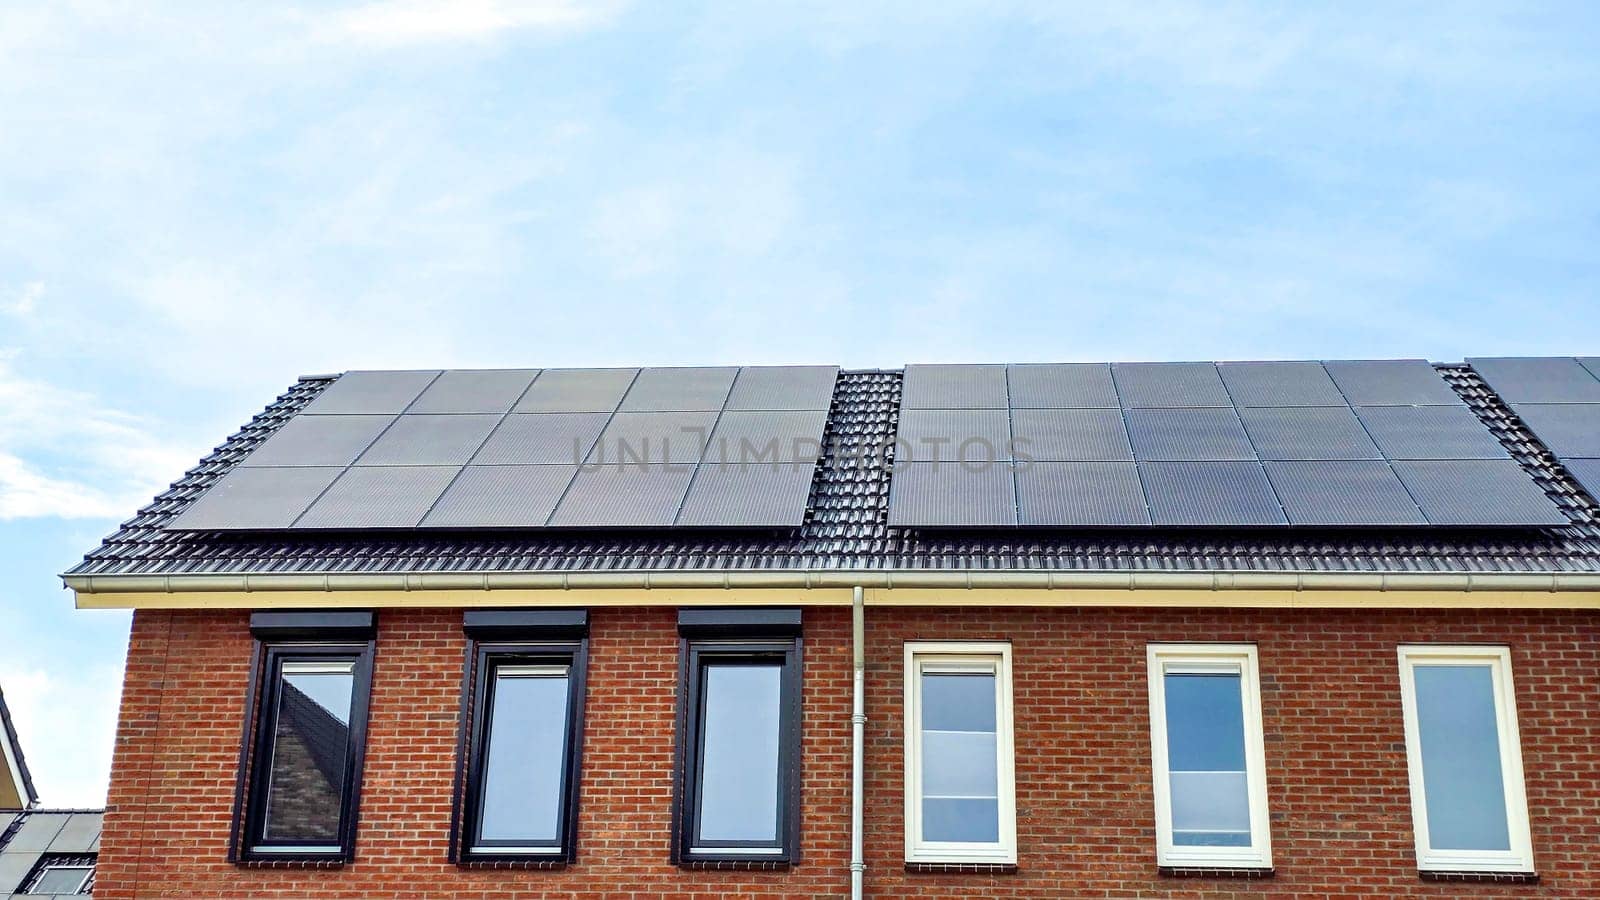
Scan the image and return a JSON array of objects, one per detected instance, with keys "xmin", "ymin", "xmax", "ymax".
[{"xmin": 851, "ymin": 584, "xmax": 866, "ymax": 899}]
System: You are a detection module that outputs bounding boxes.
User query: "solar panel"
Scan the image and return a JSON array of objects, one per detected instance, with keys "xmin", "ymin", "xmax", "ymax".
[
  {"xmin": 1467, "ymin": 357, "xmax": 1600, "ymax": 404},
  {"xmin": 901, "ymin": 364, "xmax": 1008, "ymax": 409},
  {"xmin": 1010, "ymin": 408, "xmax": 1132, "ymax": 461},
  {"xmin": 547, "ymin": 463, "xmax": 696, "ymax": 527},
  {"xmin": 301, "ymin": 370, "xmax": 439, "ymax": 415},
  {"xmin": 353, "ymin": 414, "xmax": 501, "ymax": 466},
  {"xmin": 1125, "ymin": 408, "xmax": 1256, "ymax": 461},
  {"xmin": 240, "ymin": 415, "xmax": 395, "ymax": 468},
  {"xmin": 1237, "ymin": 407, "xmax": 1380, "ymax": 461},
  {"xmin": 421, "ymin": 465, "xmax": 577, "ymax": 527},
  {"xmin": 887, "ymin": 461, "xmax": 1016, "ymax": 526},
  {"xmin": 471, "ymin": 413, "xmax": 610, "ymax": 466},
  {"xmin": 173, "ymin": 366, "xmax": 836, "ymax": 531},
  {"xmin": 703, "ymin": 410, "xmax": 829, "ymax": 464},
  {"xmin": 1264, "ymin": 461, "xmax": 1424, "ymax": 526},
  {"xmin": 407, "ymin": 369, "xmax": 540, "ymax": 414},
  {"xmin": 1509, "ymin": 404, "xmax": 1600, "ymax": 457},
  {"xmin": 168, "ymin": 467, "xmax": 343, "ymax": 530},
  {"xmin": 896, "ymin": 409, "xmax": 1013, "ymax": 463},
  {"xmin": 1354, "ymin": 406, "xmax": 1508, "ymax": 460},
  {"xmin": 1392, "ymin": 460, "xmax": 1568, "ymax": 526},
  {"xmin": 1007, "ymin": 364, "xmax": 1118, "ymax": 408},
  {"xmin": 294, "ymin": 466, "xmax": 459, "ymax": 529},
  {"xmin": 1111, "ymin": 362, "xmax": 1232, "ymax": 408},
  {"xmin": 676, "ymin": 463, "xmax": 816, "ymax": 526},
  {"xmin": 724, "ymin": 366, "xmax": 838, "ymax": 411},
  {"xmin": 618, "ymin": 367, "xmax": 738, "ymax": 412},
  {"xmin": 1322, "ymin": 359, "xmax": 1462, "ymax": 406},
  {"xmin": 589, "ymin": 411, "xmax": 720, "ymax": 464},
  {"xmin": 516, "ymin": 368, "xmax": 639, "ymax": 413},
  {"xmin": 1562, "ymin": 458, "xmax": 1600, "ymax": 504},
  {"xmin": 1015, "ymin": 461, "xmax": 1148, "ymax": 526},
  {"xmin": 1217, "ymin": 361, "xmax": 1345, "ymax": 407},
  {"xmin": 1139, "ymin": 461, "xmax": 1287, "ymax": 526},
  {"xmin": 888, "ymin": 358, "xmax": 1555, "ymax": 529}
]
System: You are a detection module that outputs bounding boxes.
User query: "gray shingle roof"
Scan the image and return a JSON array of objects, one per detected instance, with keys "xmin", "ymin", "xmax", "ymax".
[
  {"xmin": 66, "ymin": 365, "xmax": 1600, "ymax": 579},
  {"xmin": 0, "ymin": 809, "xmax": 101, "ymax": 897}
]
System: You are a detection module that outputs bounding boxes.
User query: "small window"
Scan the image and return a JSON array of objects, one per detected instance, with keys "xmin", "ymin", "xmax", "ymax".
[
  {"xmin": 903, "ymin": 641, "xmax": 1016, "ymax": 865},
  {"xmin": 25, "ymin": 862, "xmax": 93, "ymax": 895},
  {"xmin": 457, "ymin": 636, "xmax": 588, "ymax": 862},
  {"xmin": 673, "ymin": 613, "xmax": 802, "ymax": 865},
  {"xmin": 1397, "ymin": 644, "xmax": 1533, "ymax": 874},
  {"xmin": 233, "ymin": 613, "xmax": 375, "ymax": 863},
  {"xmin": 1146, "ymin": 644, "xmax": 1272, "ymax": 869}
]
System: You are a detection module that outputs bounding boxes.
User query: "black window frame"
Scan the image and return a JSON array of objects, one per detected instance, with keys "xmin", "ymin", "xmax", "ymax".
[
  {"xmin": 230, "ymin": 610, "xmax": 376, "ymax": 864},
  {"xmin": 671, "ymin": 608, "xmax": 803, "ymax": 866},
  {"xmin": 451, "ymin": 609, "xmax": 590, "ymax": 866}
]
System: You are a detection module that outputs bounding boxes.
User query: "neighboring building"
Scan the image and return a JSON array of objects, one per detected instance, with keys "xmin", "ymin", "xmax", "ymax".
[
  {"xmin": 0, "ymin": 810, "xmax": 102, "ymax": 898},
  {"xmin": 1, "ymin": 683, "xmax": 102, "ymax": 897},
  {"xmin": 65, "ymin": 359, "xmax": 1600, "ymax": 897},
  {"xmin": 0, "ymin": 686, "xmax": 37, "ymax": 811}
]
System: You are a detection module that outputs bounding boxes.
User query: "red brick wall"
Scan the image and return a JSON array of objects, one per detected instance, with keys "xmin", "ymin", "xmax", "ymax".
[{"xmin": 97, "ymin": 604, "xmax": 1600, "ymax": 898}]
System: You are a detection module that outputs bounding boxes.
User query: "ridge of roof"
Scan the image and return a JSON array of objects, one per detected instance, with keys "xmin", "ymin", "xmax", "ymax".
[{"xmin": 64, "ymin": 363, "xmax": 1600, "ymax": 581}]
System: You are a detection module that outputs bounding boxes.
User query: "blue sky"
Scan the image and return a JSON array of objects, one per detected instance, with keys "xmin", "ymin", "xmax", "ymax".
[{"xmin": 1, "ymin": 2, "xmax": 1598, "ymax": 806}]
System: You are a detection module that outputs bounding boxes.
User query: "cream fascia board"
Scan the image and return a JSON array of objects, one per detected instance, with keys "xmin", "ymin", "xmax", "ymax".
[
  {"xmin": 1146, "ymin": 643, "xmax": 1272, "ymax": 869},
  {"xmin": 903, "ymin": 641, "xmax": 1017, "ymax": 865},
  {"xmin": 1397, "ymin": 644, "xmax": 1534, "ymax": 874}
]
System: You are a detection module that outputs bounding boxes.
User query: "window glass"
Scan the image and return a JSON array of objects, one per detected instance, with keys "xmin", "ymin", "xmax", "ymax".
[
  {"xmin": 262, "ymin": 661, "xmax": 355, "ymax": 844},
  {"xmin": 697, "ymin": 663, "xmax": 783, "ymax": 843},
  {"xmin": 29, "ymin": 866, "xmax": 91, "ymax": 894},
  {"xmin": 1414, "ymin": 664, "xmax": 1511, "ymax": 852},
  {"xmin": 1164, "ymin": 672, "xmax": 1250, "ymax": 847},
  {"xmin": 920, "ymin": 671, "xmax": 999, "ymax": 843},
  {"xmin": 477, "ymin": 665, "xmax": 571, "ymax": 846}
]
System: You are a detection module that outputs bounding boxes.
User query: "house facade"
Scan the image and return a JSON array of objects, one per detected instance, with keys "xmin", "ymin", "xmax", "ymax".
[{"xmin": 68, "ymin": 360, "xmax": 1600, "ymax": 897}]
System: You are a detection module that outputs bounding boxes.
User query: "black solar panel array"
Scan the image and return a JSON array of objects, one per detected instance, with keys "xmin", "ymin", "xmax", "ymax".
[
  {"xmin": 169, "ymin": 366, "xmax": 838, "ymax": 530},
  {"xmin": 888, "ymin": 360, "xmax": 1568, "ymax": 528},
  {"xmin": 1469, "ymin": 357, "xmax": 1600, "ymax": 506}
]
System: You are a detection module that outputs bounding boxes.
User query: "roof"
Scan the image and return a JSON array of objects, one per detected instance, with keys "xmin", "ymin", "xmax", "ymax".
[
  {"xmin": 0, "ymin": 687, "xmax": 37, "ymax": 810},
  {"xmin": 66, "ymin": 364, "xmax": 1600, "ymax": 580},
  {"xmin": 0, "ymin": 809, "xmax": 101, "ymax": 897}
]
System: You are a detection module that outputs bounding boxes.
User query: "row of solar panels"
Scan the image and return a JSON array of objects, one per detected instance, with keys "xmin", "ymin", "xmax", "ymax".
[
  {"xmin": 169, "ymin": 360, "xmax": 1582, "ymax": 533},
  {"xmin": 1468, "ymin": 357, "xmax": 1600, "ymax": 504},
  {"xmin": 887, "ymin": 361, "xmax": 1565, "ymax": 527},
  {"xmin": 171, "ymin": 367, "xmax": 837, "ymax": 530}
]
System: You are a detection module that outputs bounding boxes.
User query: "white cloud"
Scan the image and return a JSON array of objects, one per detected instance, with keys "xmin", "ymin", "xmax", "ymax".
[
  {"xmin": 0, "ymin": 358, "xmax": 196, "ymax": 520},
  {"xmin": 309, "ymin": 0, "xmax": 622, "ymax": 47},
  {"xmin": 0, "ymin": 660, "xmax": 124, "ymax": 807},
  {"xmin": 1, "ymin": 281, "xmax": 42, "ymax": 316}
]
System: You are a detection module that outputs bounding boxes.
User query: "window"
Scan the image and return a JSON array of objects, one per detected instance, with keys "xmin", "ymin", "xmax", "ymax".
[
  {"xmin": 455, "ymin": 609, "xmax": 589, "ymax": 863},
  {"xmin": 1397, "ymin": 644, "xmax": 1533, "ymax": 874},
  {"xmin": 25, "ymin": 862, "xmax": 93, "ymax": 895},
  {"xmin": 232, "ymin": 611, "xmax": 375, "ymax": 862},
  {"xmin": 673, "ymin": 608, "xmax": 802, "ymax": 865},
  {"xmin": 903, "ymin": 641, "xmax": 1016, "ymax": 865},
  {"xmin": 1146, "ymin": 644, "xmax": 1272, "ymax": 869}
]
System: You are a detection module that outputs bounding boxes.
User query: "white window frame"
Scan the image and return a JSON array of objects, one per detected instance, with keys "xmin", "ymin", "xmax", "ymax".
[
  {"xmin": 1146, "ymin": 643, "xmax": 1273, "ymax": 869},
  {"xmin": 1397, "ymin": 644, "xmax": 1534, "ymax": 874},
  {"xmin": 903, "ymin": 641, "xmax": 1017, "ymax": 865}
]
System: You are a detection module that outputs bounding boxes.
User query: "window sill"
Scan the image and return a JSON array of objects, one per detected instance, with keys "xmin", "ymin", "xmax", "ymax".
[
  {"xmin": 905, "ymin": 861, "xmax": 1018, "ymax": 875},
  {"xmin": 1420, "ymin": 870, "xmax": 1539, "ymax": 885},
  {"xmin": 235, "ymin": 857, "xmax": 347, "ymax": 869},
  {"xmin": 679, "ymin": 858, "xmax": 793, "ymax": 871},
  {"xmin": 457, "ymin": 858, "xmax": 569, "ymax": 870},
  {"xmin": 1159, "ymin": 866, "xmax": 1275, "ymax": 879}
]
